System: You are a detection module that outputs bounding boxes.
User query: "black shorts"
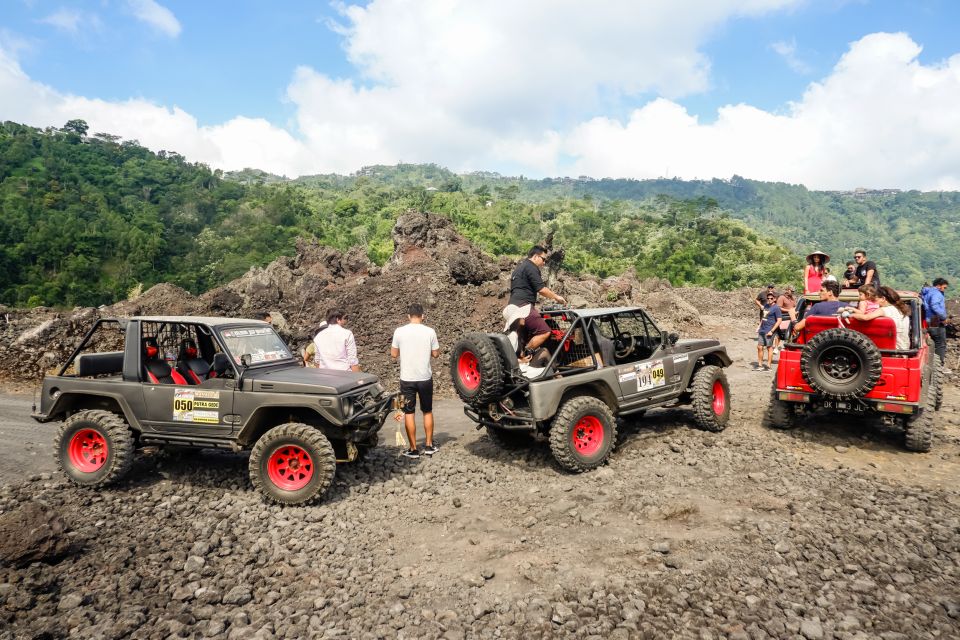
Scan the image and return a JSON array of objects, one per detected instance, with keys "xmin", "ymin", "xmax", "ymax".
[{"xmin": 400, "ymin": 378, "xmax": 433, "ymax": 414}]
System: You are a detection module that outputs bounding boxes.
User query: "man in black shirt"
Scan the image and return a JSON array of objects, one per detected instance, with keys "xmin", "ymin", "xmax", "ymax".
[
  {"xmin": 509, "ymin": 246, "xmax": 566, "ymax": 307},
  {"xmin": 853, "ymin": 249, "xmax": 880, "ymax": 287},
  {"xmin": 505, "ymin": 246, "xmax": 566, "ymax": 356}
]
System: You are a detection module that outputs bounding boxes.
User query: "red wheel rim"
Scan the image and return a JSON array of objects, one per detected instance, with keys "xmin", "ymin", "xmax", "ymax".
[
  {"xmin": 712, "ymin": 380, "xmax": 726, "ymax": 415},
  {"xmin": 458, "ymin": 351, "xmax": 481, "ymax": 391},
  {"xmin": 572, "ymin": 415, "xmax": 604, "ymax": 456},
  {"xmin": 266, "ymin": 445, "xmax": 314, "ymax": 491},
  {"xmin": 68, "ymin": 429, "xmax": 109, "ymax": 473}
]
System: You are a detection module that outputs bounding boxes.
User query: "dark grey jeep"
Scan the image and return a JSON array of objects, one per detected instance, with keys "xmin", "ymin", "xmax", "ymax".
[
  {"xmin": 450, "ymin": 306, "xmax": 732, "ymax": 472},
  {"xmin": 31, "ymin": 316, "xmax": 394, "ymax": 505}
]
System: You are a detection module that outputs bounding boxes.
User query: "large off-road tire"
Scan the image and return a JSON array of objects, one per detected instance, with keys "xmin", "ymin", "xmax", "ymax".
[
  {"xmin": 57, "ymin": 410, "xmax": 135, "ymax": 487},
  {"xmin": 800, "ymin": 328, "xmax": 882, "ymax": 399},
  {"xmin": 904, "ymin": 380, "xmax": 937, "ymax": 453},
  {"xmin": 691, "ymin": 365, "xmax": 730, "ymax": 432},
  {"xmin": 548, "ymin": 396, "xmax": 617, "ymax": 472},
  {"xmin": 249, "ymin": 423, "xmax": 336, "ymax": 505},
  {"xmin": 762, "ymin": 379, "xmax": 798, "ymax": 430},
  {"xmin": 450, "ymin": 333, "xmax": 506, "ymax": 404},
  {"xmin": 486, "ymin": 425, "xmax": 534, "ymax": 450}
]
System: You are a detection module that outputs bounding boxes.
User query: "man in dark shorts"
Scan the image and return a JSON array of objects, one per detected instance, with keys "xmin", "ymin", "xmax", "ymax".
[
  {"xmin": 390, "ymin": 303, "xmax": 440, "ymax": 459},
  {"xmin": 509, "ymin": 245, "xmax": 567, "ymax": 309},
  {"xmin": 853, "ymin": 249, "xmax": 880, "ymax": 287},
  {"xmin": 755, "ymin": 292, "xmax": 781, "ymax": 371}
]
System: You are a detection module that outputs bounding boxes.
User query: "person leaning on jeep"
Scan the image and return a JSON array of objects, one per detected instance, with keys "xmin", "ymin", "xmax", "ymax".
[{"xmin": 922, "ymin": 277, "xmax": 950, "ymax": 368}]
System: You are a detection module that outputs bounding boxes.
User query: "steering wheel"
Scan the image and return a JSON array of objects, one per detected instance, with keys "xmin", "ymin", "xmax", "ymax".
[{"xmin": 614, "ymin": 331, "xmax": 635, "ymax": 359}]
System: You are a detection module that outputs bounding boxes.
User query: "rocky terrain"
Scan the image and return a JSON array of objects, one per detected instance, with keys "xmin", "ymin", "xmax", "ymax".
[
  {"xmin": 0, "ymin": 210, "xmax": 959, "ymax": 639},
  {"xmin": 0, "ymin": 210, "xmax": 719, "ymax": 395}
]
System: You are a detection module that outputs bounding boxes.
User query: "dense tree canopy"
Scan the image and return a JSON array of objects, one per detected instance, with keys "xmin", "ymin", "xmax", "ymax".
[{"xmin": 7, "ymin": 123, "xmax": 949, "ymax": 309}]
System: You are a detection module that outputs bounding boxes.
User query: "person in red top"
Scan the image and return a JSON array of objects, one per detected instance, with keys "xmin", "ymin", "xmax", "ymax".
[{"xmin": 804, "ymin": 251, "xmax": 829, "ymax": 294}]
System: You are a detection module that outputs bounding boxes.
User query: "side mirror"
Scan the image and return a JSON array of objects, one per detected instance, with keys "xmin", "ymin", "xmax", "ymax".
[
  {"xmin": 669, "ymin": 332, "xmax": 680, "ymax": 345},
  {"xmin": 212, "ymin": 353, "xmax": 231, "ymax": 375},
  {"xmin": 240, "ymin": 354, "xmax": 252, "ymax": 368}
]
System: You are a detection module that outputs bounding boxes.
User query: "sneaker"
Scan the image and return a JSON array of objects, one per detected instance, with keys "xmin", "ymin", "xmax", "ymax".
[
  {"xmin": 422, "ymin": 444, "xmax": 438, "ymax": 456},
  {"xmin": 762, "ymin": 365, "xmax": 771, "ymax": 371},
  {"xmin": 402, "ymin": 449, "xmax": 420, "ymax": 459},
  {"xmin": 943, "ymin": 367, "xmax": 953, "ymax": 375}
]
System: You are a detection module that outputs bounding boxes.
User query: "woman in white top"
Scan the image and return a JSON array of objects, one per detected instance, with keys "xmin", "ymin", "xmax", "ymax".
[{"xmin": 850, "ymin": 285, "xmax": 911, "ymax": 350}]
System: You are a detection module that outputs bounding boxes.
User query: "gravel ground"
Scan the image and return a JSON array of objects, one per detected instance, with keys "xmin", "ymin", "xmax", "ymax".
[{"xmin": 2, "ymin": 319, "xmax": 959, "ymax": 639}]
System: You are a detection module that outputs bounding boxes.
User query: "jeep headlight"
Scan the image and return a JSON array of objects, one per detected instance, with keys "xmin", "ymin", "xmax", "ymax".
[{"xmin": 341, "ymin": 396, "xmax": 354, "ymax": 418}]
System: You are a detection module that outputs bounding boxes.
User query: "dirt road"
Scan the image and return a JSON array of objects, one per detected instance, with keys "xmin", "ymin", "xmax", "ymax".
[{"xmin": 2, "ymin": 316, "xmax": 959, "ymax": 638}]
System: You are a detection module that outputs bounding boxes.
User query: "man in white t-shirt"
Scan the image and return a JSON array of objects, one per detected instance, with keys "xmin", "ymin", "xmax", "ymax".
[
  {"xmin": 390, "ymin": 303, "xmax": 440, "ymax": 459},
  {"xmin": 313, "ymin": 309, "xmax": 360, "ymax": 371}
]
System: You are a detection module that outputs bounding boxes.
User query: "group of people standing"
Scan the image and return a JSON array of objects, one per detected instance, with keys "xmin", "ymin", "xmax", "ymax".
[
  {"xmin": 754, "ymin": 248, "xmax": 951, "ymax": 371},
  {"xmin": 301, "ymin": 306, "xmax": 440, "ymax": 459}
]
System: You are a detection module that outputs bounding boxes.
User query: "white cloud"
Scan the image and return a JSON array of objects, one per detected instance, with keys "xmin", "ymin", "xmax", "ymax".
[
  {"xmin": 126, "ymin": 0, "xmax": 181, "ymax": 38},
  {"xmin": 563, "ymin": 32, "xmax": 960, "ymax": 190},
  {"xmin": 2, "ymin": 2, "xmax": 960, "ymax": 191},
  {"xmin": 39, "ymin": 8, "xmax": 82, "ymax": 34},
  {"xmin": 771, "ymin": 38, "xmax": 813, "ymax": 74}
]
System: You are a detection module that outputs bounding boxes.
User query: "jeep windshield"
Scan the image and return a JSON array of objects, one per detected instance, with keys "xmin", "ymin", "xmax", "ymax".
[{"xmin": 220, "ymin": 326, "xmax": 294, "ymax": 365}]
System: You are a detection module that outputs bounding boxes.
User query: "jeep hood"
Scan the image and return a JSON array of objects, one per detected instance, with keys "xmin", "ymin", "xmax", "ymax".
[{"xmin": 245, "ymin": 367, "xmax": 380, "ymax": 395}]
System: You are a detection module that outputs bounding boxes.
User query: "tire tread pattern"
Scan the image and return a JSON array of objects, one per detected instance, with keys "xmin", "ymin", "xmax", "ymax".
[
  {"xmin": 548, "ymin": 396, "xmax": 616, "ymax": 473},
  {"xmin": 450, "ymin": 333, "xmax": 506, "ymax": 405},
  {"xmin": 800, "ymin": 328, "xmax": 882, "ymax": 399},
  {"xmin": 905, "ymin": 363, "xmax": 938, "ymax": 452},
  {"xmin": 249, "ymin": 423, "xmax": 336, "ymax": 505},
  {"xmin": 57, "ymin": 410, "xmax": 135, "ymax": 487},
  {"xmin": 762, "ymin": 379, "xmax": 797, "ymax": 430},
  {"xmin": 691, "ymin": 365, "xmax": 730, "ymax": 432}
]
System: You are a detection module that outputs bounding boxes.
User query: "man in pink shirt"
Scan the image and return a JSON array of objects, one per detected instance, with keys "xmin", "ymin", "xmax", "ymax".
[{"xmin": 313, "ymin": 309, "xmax": 360, "ymax": 372}]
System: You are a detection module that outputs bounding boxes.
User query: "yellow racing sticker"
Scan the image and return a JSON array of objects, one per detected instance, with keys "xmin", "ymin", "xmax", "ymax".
[{"xmin": 172, "ymin": 389, "xmax": 221, "ymax": 424}]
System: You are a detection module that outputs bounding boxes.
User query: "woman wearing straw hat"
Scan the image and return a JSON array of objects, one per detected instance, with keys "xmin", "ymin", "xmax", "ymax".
[{"xmin": 804, "ymin": 251, "xmax": 829, "ymax": 294}]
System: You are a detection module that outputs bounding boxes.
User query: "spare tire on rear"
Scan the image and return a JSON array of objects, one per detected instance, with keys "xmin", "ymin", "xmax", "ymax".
[
  {"xmin": 450, "ymin": 333, "xmax": 506, "ymax": 404},
  {"xmin": 800, "ymin": 327, "xmax": 882, "ymax": 399}
]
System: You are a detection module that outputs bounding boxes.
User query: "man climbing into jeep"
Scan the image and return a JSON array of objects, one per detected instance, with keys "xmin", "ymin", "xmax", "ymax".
[{"xmin": 506, "ymin": 246, "xmax": 567, "ymax": 354}]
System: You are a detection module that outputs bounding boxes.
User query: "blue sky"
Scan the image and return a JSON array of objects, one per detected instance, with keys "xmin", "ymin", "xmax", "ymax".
[{"xmin": 2, "ymin": 1, "xmax": 959, "ymax": 189}]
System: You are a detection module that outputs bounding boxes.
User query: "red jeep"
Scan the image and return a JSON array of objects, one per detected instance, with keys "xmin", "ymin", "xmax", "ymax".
[{"xmin": 764, "ymin": 290, "xmax": 943, "ymax": 451}]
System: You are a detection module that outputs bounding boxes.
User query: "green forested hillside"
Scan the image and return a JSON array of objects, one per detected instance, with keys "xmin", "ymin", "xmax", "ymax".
[
  {"xmin": 7, "ymin": 121, "xmax": 954, "ymax": 308},
  {"xmin": 0, "ymin": 123, "xmax": 803, "ymax": 308}
]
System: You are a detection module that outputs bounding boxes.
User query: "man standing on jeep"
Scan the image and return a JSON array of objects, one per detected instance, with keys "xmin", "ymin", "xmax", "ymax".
[
  {"xmin": 391, "ymin": 303, "xmax": 440, "ymax": 459},
  {"xmin": 507, "ymin": 245, "xmax": 566, "ymax": 357},
  {"xmin": 510, "ymin": 246, "xmax": 567, "ymax": 309}
]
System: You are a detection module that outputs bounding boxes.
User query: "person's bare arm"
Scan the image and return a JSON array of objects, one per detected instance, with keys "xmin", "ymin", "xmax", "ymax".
[
  {"xmin": 431, "ymin": 349, "xmax": 440, "ymax": 358},
  {"xmin": 851, "ymin": 308, "xmax": 884, "ymax": 321},
  {"xmin": 390, "ymin": 347, "xmax": 400, "ymax": 359},
  {"xmin": 767, "ymin": 318, "xmax": 781, "ymax": 335},
  {"xmin": 864, "ymin": 269, "xmax": 875, "ymax": 285},
  {"xmin": 538, "ymin": 286, "xmax": 566, "ymax": 304}
]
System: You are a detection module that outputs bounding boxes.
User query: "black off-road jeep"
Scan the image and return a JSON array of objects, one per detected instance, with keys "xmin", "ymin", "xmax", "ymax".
[
  {"xmin": 31, "ymin": 316, "xmax": 395, "ymax": 505},
  {"xmin": 450, "ymin": 306, "xmax": 732, "ymax": 472}
]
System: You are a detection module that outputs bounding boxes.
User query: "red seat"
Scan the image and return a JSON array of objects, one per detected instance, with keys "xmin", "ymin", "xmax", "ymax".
[
  {"xmin": 142, "ymin": 337, "xmax": 188, "ymax": 385},
  {"xmin": 176, "ymin": 337, "xmax": 213, "ymax": 385},
  {"xmin": 800, "ymin": 315, "xmax": 898, "ymax": 350},
  {"xmin": 844, "ymin": 317, "xmax": 898, "ymax": 350}
]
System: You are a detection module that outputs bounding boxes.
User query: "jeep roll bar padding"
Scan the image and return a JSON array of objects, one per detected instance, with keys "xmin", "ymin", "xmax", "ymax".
[{"xmin": 57, "ymin": 318, "xmax": 126, "ymax": 377}]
